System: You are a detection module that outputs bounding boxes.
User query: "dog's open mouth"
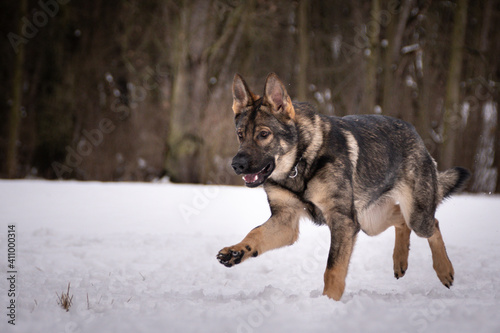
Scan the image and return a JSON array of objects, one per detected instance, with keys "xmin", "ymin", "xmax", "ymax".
[{"xmin": 242, "ymin": 162, "xmax": 275, "ymax": 187}]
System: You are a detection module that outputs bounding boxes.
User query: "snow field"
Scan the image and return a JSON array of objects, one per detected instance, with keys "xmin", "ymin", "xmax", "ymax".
[{"xmin": 0, "ymin": 180, "xmax": 499, "ymax": 333}]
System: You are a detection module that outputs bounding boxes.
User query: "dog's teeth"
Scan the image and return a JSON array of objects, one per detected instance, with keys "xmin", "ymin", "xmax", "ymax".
[{"xmin": 243, "ymin": 174, "xmax": 259, "ymax": 183}]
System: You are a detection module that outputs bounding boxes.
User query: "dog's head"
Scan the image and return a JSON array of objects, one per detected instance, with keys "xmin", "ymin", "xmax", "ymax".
[{"xmin": 230, "ymin": 73, "xmax": 298, "ymax": 187}]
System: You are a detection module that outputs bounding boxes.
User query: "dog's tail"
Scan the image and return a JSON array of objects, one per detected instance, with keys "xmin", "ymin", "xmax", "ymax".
[{"xmin": 438, "ymin": 167, "xmax": 471, "ymax": 201}]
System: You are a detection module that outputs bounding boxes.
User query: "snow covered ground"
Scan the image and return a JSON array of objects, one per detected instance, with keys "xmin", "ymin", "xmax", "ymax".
[{"xmin": 1, "ymin": 179, "xmax": 499, "ymax": 333}]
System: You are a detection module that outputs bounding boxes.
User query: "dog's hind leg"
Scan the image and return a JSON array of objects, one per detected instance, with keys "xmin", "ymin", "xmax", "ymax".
[
  {"xmin": 428, "ymin": 219, "xmax": 454, "ymax": 288},
  {"xmin": 391, "ymin": 205, "xmax": 411, "ymax": 279}
]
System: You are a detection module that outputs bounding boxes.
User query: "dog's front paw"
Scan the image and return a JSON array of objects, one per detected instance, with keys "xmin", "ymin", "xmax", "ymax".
[{"xmin": 217, "ymin": 244, "xmax": 257, "ymax": 267}]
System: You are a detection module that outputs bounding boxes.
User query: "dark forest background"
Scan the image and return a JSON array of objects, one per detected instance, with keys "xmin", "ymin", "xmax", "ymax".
[{"xmin": 1, "ymin": 0, "xmax": 499, "ymax": 192}]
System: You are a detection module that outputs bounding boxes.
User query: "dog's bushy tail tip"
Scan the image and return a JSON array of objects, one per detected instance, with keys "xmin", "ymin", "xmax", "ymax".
[{"xmin": 438, "ymin": 167, "xmax": 471, "ymax": 200}]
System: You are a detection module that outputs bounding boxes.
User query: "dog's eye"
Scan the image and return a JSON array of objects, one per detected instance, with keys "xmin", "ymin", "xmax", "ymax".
[
  {"xmin": 237, "ymin": 131, "xmax": 244, "ymax": 140},
  {"xmin": 259, "ymin": 131, "xmax": 270, "ymax": 139}
]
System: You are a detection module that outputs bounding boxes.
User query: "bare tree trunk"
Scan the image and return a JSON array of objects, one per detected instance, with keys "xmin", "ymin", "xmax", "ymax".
[
  {"xmin": 414, "ymin": 49, "xmax": 428, "ymax": 144},
  {"xmin": 381, "ymin": 0, "xmax": 413, "ymax": 117},
  {"xmin": 412, "ymin": 2, "xmax": 433, "ymax": 146},
  {"xmin": 166, "ymin": 3, "xmax": 192, "ymax": 182},
  {"xmin": 297, "ymin": 0, "xmax": 309, "ymax": 101},
  {"xmin": 166, "ymin": 0, "xmax": 212, "ymax": 183},
  {"xmin": 440, "ymin": 0, "xmax": 468, "ymax": 170},
  {"xmin": 476, "ymin": 0, "xmax": 500, "ymax": 193},
  {"xmin": 363, "ymin": 0, "xmax": 380, "ymax": 114},
  {"xmin": 6, "ymin": 0, "xmax": 27, "ymax": 178}
]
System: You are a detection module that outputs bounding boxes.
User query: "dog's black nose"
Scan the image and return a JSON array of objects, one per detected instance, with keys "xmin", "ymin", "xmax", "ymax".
[{"xmin": 231, "ymin": 153, "xmax": 249, "ymax": 174}]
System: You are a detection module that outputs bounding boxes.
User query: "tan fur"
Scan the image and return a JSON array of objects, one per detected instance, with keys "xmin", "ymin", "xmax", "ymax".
[
  {"xmin": 343, "ymin": 130, "xmax": 359, "ymax": 174},
  {"xmin": 393, "ymin": 212, "xmax": 411, "ymax": 279},
  {"xmin": 271, "ymin": 146, "xmax": 297, "ymax": 181},
  {"xmin": 284, "ymin": 96, "xmax": 296, "ymax": 121},
  {"xmin": 395, "ymin": 184, "xmax": 415, "ymax": 231},
  {"xmin": 302, "ymin": 114, "xmax": 324, "ymax": 163},
  {"xmin": 304, "ymin": 177, "xmax": 334, "ymax": 213},
  {"xmin": 218, "ymin": 185, "xmax": 304, "ymax": 266},
  {"xmin": 428, "ymin": 220, "xmax": 455, "ymax": 288},
  {"xmin": 323, "ymin": 235, "xmax": 356, "ymax": 301},
  {"xmin": 264, "ymin": 73, "xmax": 295, "ymax": 120}
]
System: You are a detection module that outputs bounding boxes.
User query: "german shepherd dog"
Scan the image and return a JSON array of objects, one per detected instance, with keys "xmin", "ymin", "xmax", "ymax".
[{"xmin": 217, "ymin": 73, "xmax": 470, "ymax": 300}]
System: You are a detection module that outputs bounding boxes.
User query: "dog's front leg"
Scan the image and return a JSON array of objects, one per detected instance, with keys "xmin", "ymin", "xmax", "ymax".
[
  {"xmin": 323, "ymin": 214, "xmax": 358, "ymax": 301},
  {"xmin": 217, "ymin": 209, "xmax": 300, "ymax": 267}
]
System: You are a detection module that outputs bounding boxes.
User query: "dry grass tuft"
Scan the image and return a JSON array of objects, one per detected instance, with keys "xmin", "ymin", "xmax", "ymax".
[{"xmin": 57, "ymin": 282, "xmax": 73, "ymax": 312}]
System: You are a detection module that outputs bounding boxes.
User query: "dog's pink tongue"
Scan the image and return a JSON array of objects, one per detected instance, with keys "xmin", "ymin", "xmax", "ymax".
[{"xmin": 243, "ymin": 173, "xmax": 259, "ymax": 183}]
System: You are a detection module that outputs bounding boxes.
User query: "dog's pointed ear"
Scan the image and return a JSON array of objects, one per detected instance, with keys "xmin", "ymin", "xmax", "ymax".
[
  {"xmin": 232, "ymin": 74, "xmax": 255, "ymax": 115},
  {"xmin": 263, "ymin": 73, "xmax": 295, "ymax": 120}
]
